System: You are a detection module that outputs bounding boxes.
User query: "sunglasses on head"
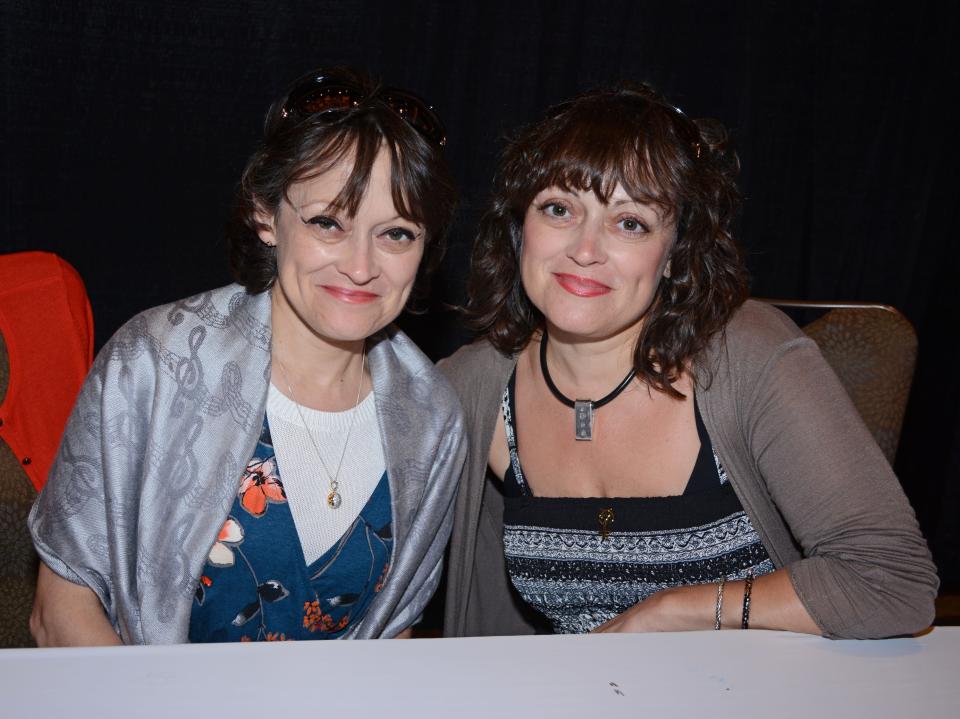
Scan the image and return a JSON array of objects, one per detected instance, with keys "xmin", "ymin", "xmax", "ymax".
[
  {"xmin": 279, "ymin": 70, "xmax": 447, "ymax": 147},
  {"xmin": 548, "ymin": 88, "xmax": 703, "ymax": 159}
]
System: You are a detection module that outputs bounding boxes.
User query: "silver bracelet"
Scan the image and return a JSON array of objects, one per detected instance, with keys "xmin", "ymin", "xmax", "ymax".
[{"xmin": 714, "ymin": 577, "xmax": 726, "ymax": 630}]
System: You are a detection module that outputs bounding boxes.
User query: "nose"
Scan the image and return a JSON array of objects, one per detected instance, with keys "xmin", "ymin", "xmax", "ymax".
[
  {"xmin": 567, "ymin": 220, "xmax": 606, "ymax": 266},
  {"xmin": 336, "ymin": 236, "xmax": 381, "ymax": 285}
]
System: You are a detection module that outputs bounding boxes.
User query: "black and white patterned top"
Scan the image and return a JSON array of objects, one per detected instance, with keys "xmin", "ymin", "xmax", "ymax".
[{"xmin": 501, "ymin": 370, "xmax": 774, "ymax": 634}]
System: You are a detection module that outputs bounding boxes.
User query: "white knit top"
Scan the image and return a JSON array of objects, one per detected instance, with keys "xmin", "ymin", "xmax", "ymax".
[{"xmin": 266, "ymin": 383, "xmax": 386, "ymax": 565}]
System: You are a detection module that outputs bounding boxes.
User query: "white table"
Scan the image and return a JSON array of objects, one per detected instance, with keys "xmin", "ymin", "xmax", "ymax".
[{"xmin": 1, "ymin": 627, "xmax": 957, "ymax": 718}]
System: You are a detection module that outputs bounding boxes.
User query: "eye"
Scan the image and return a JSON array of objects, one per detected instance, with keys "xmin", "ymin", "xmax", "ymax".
[
  {"xmin": 302, "ymin": 214, "xmax": 342, "ymax": 232},
  {"xmin": 383, "ymin": 227, "xmax": 417, "ymax": 243},
  {"xmin": 616, "ymin": 216, "xmax": 649, "ymax": 234},
  {"xmin": 539, "ymin": 201, "xmax": 572, "ymax": 219},
  {"xmin": 377, "ymin": 226, "xmax": 421, "ymax": 252}
]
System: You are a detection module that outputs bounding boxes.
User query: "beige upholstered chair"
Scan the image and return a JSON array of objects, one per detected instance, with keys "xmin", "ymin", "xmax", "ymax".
[{"xmin": 761, "ymin": 300, "xmax": 917, "ymax": 465}]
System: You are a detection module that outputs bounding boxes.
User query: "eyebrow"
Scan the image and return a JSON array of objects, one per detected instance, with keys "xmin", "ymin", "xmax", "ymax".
[
  {"xmin": 378, "ymin": 214, "xmax": 420, "ymax": 225},
  {"xmin": 294, "ymin": 197, "xmax": 337, "ymax": 212},
  {"xmin": 610, "ymin": 197, "xmax": 657, "ymax": 211}
]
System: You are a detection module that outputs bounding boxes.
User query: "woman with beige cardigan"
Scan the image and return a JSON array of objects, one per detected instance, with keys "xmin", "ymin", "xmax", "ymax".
[{"xmin": 441, "ymin": 84, "xmax": 936, "ymax": 639}]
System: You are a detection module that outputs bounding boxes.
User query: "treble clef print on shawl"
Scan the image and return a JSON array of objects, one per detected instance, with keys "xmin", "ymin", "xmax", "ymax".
[
  {"xmin": 154, "ymin": 511, "xmax": 205, "ymax": 625},
  {"xmin": 47, "ymin": 436, "xmax": 100, "ymax": 521},
  {"xmin": 203, "ymin": 362, "xmax": 255, "ymax": 432},
  {"xmin": 165, "ymin": 412, "xmax": 203, "ymax": 495},
  {"xmin": 114, "ymin": 362, "xmax": 145, "ymax": 494},
  {"xmin": 172, "ymin": 325, "xmax": 206, "ymax": 418},
  {"xmin": 166, "ymin": 291, "xmax": 229, "ymax": 329},
  {"xmin": 167, "ymin": 291, "xmax": 211, "ymax": 327}
]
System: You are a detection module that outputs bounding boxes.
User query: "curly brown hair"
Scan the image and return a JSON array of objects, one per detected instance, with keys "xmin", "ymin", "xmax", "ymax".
[
  {"xmin": 227, "ymin": 67, "xmax": 456, "ymax": 303},
  {"xmin": 465, "ymin": 83, "xmax": 748, "ymax": 396}
]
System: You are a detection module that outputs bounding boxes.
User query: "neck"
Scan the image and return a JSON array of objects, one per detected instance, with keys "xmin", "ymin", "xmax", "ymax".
[
  {"xmin": 270, "ymin": 292, "xmax": 368, "ymax": 410},
  {"xmin": 538, "ymin": 323, "xmax": 639, "ymax": 400}
]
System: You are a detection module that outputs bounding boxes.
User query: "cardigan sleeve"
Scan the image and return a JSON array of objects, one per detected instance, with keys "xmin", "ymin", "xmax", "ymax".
[
  {"xmin": 722, "ymin": 306, "xmax": 938, "ymax": 638},
  {"xmin": 439, "ymin": 342, "xmax": 542, "ymax": 637}
]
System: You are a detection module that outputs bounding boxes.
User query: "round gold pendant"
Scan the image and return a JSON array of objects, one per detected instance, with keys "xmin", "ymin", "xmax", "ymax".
[{"xmin": 327, "ymin": 490, "xmax": 342, "ymax": 509}]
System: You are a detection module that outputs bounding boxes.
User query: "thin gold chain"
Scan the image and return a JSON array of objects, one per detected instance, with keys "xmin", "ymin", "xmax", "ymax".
[{"xmin": 274, "ymin": 345, "xmax": 366, "ymax": 507}]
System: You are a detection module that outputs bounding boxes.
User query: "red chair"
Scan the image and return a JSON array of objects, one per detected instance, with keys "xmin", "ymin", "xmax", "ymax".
[{"xmin": 0, "ymin": 251, "xmax": 93, "ymax": 646}]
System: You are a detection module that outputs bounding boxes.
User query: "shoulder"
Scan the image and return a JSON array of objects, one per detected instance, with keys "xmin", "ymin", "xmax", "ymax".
[
  {"xmin": 701, "ymin": 300, "xmax": 815, "ymax": 380},
  {"xmin": 723, "ymin": 299, "xmax": 806, "ymax": 349},
  {"xmin": 371, "ymin": 327, "xmax": 464, "ymax": 426},
  {"xmin": 129, "ymin": 284, "xmax": 268, "ymax": 344},
  {"xmin": 110, "ymin": 284, "xmax": 266, "ymax": 349},
  {"xmin": 438, "ymin": 339, "xmax": 515, "ymax": 393},
  {"xmin": 437, "ymin": 339, "xmax": 517, "ymax": 423},
  {"xmin": 92, "ymin": 284, "xmax": 270, "ymax": 383},
  {"xmin": 436, "ymin": 339, "xmax": 518, "ymax": 432}
]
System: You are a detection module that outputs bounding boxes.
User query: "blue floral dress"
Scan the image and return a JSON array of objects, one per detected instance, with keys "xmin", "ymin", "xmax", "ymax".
[{"xmin": 188, "ymin": 416, "xmax": 393, "ymax": 642}]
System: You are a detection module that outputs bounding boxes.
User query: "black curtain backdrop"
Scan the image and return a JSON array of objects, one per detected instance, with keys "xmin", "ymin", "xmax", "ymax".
[{"xmin": 3, "ymin": 1, "xmax": 958, "ymax": 589}]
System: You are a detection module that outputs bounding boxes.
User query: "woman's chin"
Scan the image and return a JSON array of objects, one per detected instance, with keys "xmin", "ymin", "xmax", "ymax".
[
  {"xmin": 309, "ymin": 319, "xmax": 386, "ymax": 345},
  {"xmin": 286, "ymin": 312, "xmax": 382, "ymax": 347},
  {"xmin": 544, "ymin": 314, "xmax": 645, "ymax": 346}
]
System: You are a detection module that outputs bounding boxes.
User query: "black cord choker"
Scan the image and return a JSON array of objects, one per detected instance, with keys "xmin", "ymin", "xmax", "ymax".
[{"xmin": 539, "ymin": 331, "xmax": 637, "ymax": 441}]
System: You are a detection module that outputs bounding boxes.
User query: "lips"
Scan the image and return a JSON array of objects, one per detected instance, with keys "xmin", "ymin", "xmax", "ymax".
[
  {"xmin": 553, "ymin": 273, "xmax": 612, "ymax": 297},
  {"xmin": 321, "ymin": 285, "xmax": 380, "ymax": 304}
]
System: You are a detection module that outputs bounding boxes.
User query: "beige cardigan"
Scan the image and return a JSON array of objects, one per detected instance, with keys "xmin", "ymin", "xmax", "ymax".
[{"xmin": 440, "ymin": 300, "xmax": 937, "ymax": 639}]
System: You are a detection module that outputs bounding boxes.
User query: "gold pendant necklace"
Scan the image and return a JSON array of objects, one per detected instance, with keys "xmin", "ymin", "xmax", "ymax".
[{"xmin": 275, "ymin": 346, "xmax": 366, "ymax": 509}]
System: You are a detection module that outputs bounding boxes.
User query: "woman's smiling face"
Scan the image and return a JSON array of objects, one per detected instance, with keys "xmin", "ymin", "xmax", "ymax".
[
  {"xmin": 258, "ymin": 147, "xmax": 425, "ymax": 346},
  {"xmin": 520, "ymin": 183, "xmax": 677, "ymax": 343}
]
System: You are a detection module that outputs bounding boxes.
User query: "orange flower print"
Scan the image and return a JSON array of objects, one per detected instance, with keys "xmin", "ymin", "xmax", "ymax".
[
  {"xmin": 265, "ymin": 632, "xmax": 293, "ymax": 642},
  {"xmin": 207, "ymin": 517, "xmax": 243, "ymax": 567},
  {"xmin": 239, "ymin": 457, "xmax": 286, "ymax": 517},
  {"xmin": 303, "ymin": 600, "xmax": 350, "ymax": 633}
]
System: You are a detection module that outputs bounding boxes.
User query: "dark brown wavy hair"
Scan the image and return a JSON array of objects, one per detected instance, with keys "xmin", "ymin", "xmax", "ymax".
[
  {"xmin": 465, "ymin": 83, "xmax": 748, "ymax": 396},
  {"xmin": 227, "ymin": 67, "xmax": 457, "ymax": 303}
]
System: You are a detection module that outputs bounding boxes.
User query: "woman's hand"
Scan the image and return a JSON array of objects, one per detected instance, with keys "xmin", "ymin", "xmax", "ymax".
[
  {"xmin": 30, "ymin": 562, "xmax": 122, "ymax": 647},
  {"xmin": 592, "ymin": 585, "xmax": 710, "ymax": 633},
  {"xmin": 593, "ymin": 570, "xmax": 822, "ymax": 635}
]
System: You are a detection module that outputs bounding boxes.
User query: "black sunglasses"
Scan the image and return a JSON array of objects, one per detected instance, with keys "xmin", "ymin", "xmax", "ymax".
[{"xmin": 279, "ymin": 70, "xmax": 447, "ymax": 147}]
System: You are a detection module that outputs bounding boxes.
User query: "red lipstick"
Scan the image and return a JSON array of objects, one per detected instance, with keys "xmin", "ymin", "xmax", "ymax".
[
  {"xmin": 321, "ymin": 285, "xmax": 379, "ymax": 304},
  {"xmin": 553, "ymin": 273, "xmax": 612, "ymax": 297}
]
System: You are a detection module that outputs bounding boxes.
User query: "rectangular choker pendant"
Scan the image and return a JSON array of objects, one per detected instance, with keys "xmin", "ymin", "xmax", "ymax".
[{"xmin": 574, "ymin": 400, "xmax": 593, "ymax": 441}]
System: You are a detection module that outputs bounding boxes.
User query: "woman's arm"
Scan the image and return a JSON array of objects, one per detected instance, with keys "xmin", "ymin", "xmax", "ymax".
[
  {"xmin": 684, "ymin": 305, "xmax": 935, "ymax": 638},
  {"xmin": 30, "ymin": 562, "xmax": 122, "ymax": 646},
  {"xmin": 741, "ymin": 331, "xmax": 936, "ymax": 637},
  {"xmin": 28, "ymin": 351, "xmax": 126, "ymax": 643},
  {"xmin": 599, "ymin": 305, "xmax": 937, "ymax": 637},
  {"xmin": 593, "ymin": 569, "xmax": 820, "ymax": 634}
]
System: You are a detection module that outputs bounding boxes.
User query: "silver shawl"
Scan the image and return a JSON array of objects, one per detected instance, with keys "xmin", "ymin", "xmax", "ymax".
[{"xmin": 29, "ymin": 284, "xmax": 465, "ymax": 643}]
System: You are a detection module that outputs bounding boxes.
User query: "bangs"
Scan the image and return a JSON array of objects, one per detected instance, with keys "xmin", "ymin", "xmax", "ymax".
[
  {"xmin": 523, "ymin": 99, "xmax": 696, "ymax": 218},
  {"xmin": 286, "ymin": 113, "xmax": 433, "ymax": 229}
]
